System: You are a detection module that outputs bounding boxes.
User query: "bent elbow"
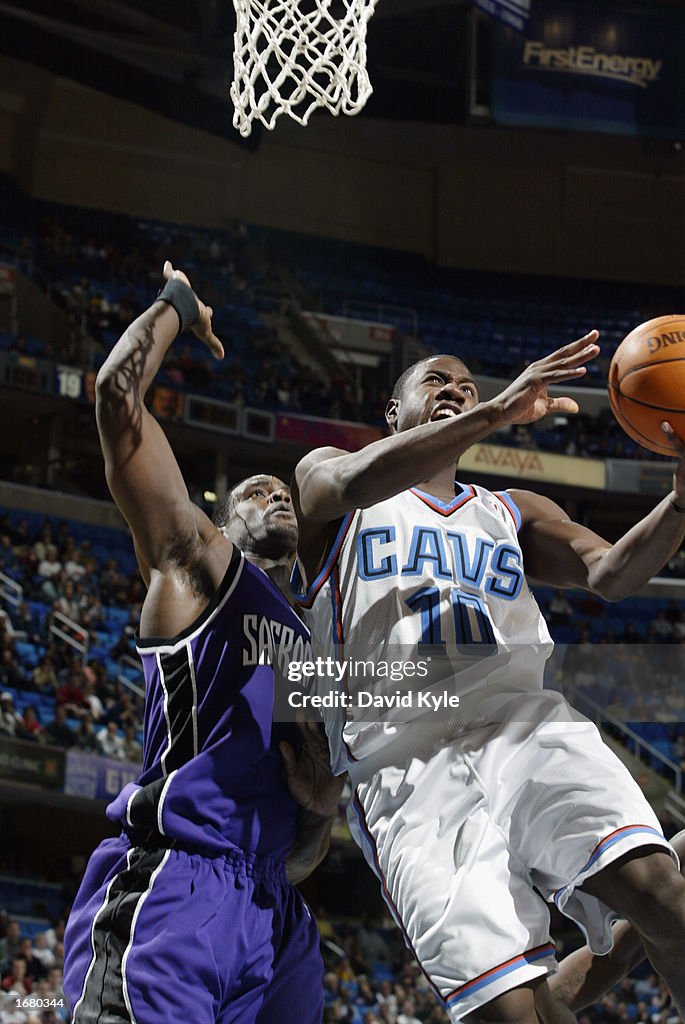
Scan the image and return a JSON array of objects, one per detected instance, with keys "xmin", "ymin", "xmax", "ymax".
[
  {"xmin": 590, "ymin": 575, "xmax": 628, "ymax": 603},
  {"xmin": 94, "ymin": 366, "xmax": 117, "ymax": 405}
]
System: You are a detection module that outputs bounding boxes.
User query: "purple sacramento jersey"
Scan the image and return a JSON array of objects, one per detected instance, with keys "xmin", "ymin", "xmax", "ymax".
[
  {"xmin": 64, "ymin": 548, "xmax": 323, "ymax": 1024},
  {"xmin": 116, "ymin": 545, "xmax": 312, "ymax": 857}
]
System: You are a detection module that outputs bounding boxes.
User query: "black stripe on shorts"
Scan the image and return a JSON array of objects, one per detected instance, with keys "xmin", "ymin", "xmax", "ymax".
[{"xmin": 74, "ymin": 847, "xmax": 168, "ymax": 1024}]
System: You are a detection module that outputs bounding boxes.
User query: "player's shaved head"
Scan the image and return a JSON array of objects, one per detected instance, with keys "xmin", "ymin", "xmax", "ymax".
[
  {"xmin": 386, "ymin": 354, "xmax": 478, "ymax": 435},
  {"xmin": 391, "ymin": 354, "xmax": 471, "ymax": 401},
  {"xmin": 213, "ymin": 474, "xmax": 296, "ymax": 561},
  {"xmin": 212, "ymin": 475, "xmax": 269, "ymax": 528}
]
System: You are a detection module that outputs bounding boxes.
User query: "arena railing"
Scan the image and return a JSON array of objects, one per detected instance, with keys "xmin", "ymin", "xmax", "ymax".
[
  {"xmin": 49, "ymin": 609, "xmax": 88, "ymax": 662},
  {"xmin": 571, "ymin": 687, "xmax": 682, "ymax": 794},
  {"xmin": 664, "ymin": 789, "xmax": 685, "ymax": 828},
  {"xmin": 117, "ymin": 654, "xmax": 145, "ymax": 699},
  {"xmin": 0, "ymin": 569, "xmax": 22, "ymax": 608}
]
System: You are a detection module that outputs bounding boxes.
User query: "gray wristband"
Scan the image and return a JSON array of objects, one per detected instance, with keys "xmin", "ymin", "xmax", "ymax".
[{"xmin": 156, "ymin": 278, "xmax": 200, "ymax": 334}]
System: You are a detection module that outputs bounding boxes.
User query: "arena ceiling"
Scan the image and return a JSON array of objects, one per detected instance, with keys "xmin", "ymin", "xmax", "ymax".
[{"xmin": 2, "ymin": 0, "xmax": 680, "ymax": 149}]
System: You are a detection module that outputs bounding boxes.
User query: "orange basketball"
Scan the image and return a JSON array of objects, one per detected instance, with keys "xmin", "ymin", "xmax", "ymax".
[{"xmin": 608, "ymin": 314, "xmax": 685, "ymax": 456}]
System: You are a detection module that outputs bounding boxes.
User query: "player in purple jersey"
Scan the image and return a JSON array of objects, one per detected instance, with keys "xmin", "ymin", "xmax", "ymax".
[{"xmin": 63, "ymin": 263, "xmax": 341, "ymax": 1024}]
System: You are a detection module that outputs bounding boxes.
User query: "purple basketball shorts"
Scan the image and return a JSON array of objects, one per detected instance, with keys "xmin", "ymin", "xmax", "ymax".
[{"xmin": 64, "ymin": 834, "xmax": 323, "ymax": 1024}]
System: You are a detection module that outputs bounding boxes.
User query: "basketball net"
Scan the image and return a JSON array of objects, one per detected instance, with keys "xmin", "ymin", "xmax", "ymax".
[{"xmin": 231, "ymin": 0, "xmax": 380, "ymax": 137}]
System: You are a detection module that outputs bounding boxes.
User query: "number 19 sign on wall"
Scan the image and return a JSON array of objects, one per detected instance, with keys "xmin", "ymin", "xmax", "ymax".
[{"xmin": 491, "ymin": 0, "xmax": 685, "ymax": 137}]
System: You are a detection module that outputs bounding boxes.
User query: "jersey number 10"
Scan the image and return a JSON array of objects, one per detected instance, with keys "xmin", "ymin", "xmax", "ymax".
[{"xmin": 406, "ymin": 586, "xmax": 497, "ymax": 656}]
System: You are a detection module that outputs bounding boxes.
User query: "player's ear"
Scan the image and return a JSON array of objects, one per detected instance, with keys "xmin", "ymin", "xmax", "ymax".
[{"xmin": 385, "ymin": 398, "xmax": 398, "ymax": 433}]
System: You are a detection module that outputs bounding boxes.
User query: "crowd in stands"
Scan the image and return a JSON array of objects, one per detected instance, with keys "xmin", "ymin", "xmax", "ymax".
[
  {"xmin": 542, "ymin": 588, "xmax": 685, "ymax": 780},
  {"xmin": 0, "ymin": 913, "xmax": 68, "ymax": 1023},
  {"xmin": 1, "ymin": 172, "xmax": 681, "ymax": 463},
  {"xmin": 0, "ymin": 901, "xmax": 680, "ymax": 1024},
  {"xmin": 314, "ymin": 910, "xmax": 680, "ymax": 1024},
  {"xmin": 0, "ymin": 510, "xmax": 144, "ymax": 763}
]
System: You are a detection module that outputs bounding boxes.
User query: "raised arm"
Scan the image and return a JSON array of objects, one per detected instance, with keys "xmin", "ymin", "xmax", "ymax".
[
  {"xmin": 514, "ymin": 429, "xmax": 685, "ymax": 600},
  {"xmin": 95, "ymin": 263, "xmax": 225, "ymax": 628},
  {"xmin": 294, "ymin": 333, "xmax": 599, "ymax": 524}
]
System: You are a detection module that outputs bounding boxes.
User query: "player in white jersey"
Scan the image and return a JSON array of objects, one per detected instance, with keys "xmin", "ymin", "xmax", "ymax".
[{"xmin": 291, "ymin": 336, "xmax": 685, "ymax": 1024}]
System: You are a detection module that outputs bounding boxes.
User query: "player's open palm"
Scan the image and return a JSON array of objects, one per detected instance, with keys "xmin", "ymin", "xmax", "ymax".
[
  {"xmin": 162, "ymin": 260, "xmax": 224, "ymax": 359},
  {"xmin": 495, "ymin": 331, "xmax": 599, "ymax": 426}
]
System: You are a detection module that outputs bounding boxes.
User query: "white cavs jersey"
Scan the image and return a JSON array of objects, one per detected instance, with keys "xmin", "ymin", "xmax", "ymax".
[
  {"xmin": 295, "ymin": 483, "xmax": 675, "ymax": 1021},
  {"xmin": 292, "ymin": 483, "xmax": 553, "ymax": 775}
]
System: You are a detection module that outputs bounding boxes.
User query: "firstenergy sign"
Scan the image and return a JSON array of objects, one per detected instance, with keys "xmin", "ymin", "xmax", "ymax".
[{"xmin": 522, "ymin": 41, "xmax": 662, "ymax": 89}]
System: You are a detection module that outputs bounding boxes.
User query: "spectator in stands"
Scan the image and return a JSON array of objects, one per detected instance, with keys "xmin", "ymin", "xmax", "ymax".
[
  {"xmin": 121, "ymin": 723, "xmax": 142, "ymax": 763},
  {"xmin": 0, "ymin": 611, "xmax": 15, "ymax": 643},
  {"xmin": 46, "ymin": 963, "xmax": 64, "ymax": 998},
  {"xmin": 1, "ymin": 956, "xmax": 31, "ymax": 996},
  {"xmin": 31, "ymin": 934, "xmax": 55, "ymax": 971},
  {"xmin": 55, "ymin": 668, "xmax": 89, "ymax": 718},
  {"xmin": 316, "ymin": 907, "xmax": 335, "ymax": 941},
  {"xmin": 49, "ymin": 945, "xmax": 64, "ymax": 974},
  {"xmin": 1, "ymin": 921, "xmax": 23, "ymax": 968},
  {"xmin": 672, "ymin": 734, "xmax": 685, "ymax": 764},
  {"xmin": 356, "ymin": 916, "xmax": 391, "ymax": 967},
  {"xmin": 0, "ymin": 533, "xmax": 16, "ymax": 571},
  {"xmin": 0, "ymin": 911, "xmax": 8, "ymax": 965},
  {"xmin": 99, "ymin": 558, "xmax": 128, "ymax": 605},
  {"xmin": 53, "ymin": 580, "xmax": 80, "ymax": 622},
  {"xmin": 56, "ymin": 654, "xmax": 82, "ymax": 687},
  {"xmin": 671, "ymin": 609, "xmax": 685, "ymax": 642},
  {"xmin": 109, "ymin": 622, "xmax": 136, "ymax": 661},
  {"xmin": 84, "ymin": 659, "xmax": 109, "ymax": 702},
  {"xmin": 63, "ymin": 549, "xmax": 87, "ymax": 584},
  {"xmin": 11, "ymin": 601, "xmax": 42, "ymax": 645},
  {"xmin": 18, "ymin": 706, "xmax": 45, "ymax": 744},
  {"xmin": 0, "ymin": 650, "xmax": 26, "ymax": 691},
  {"xmin": 548, "ymin": 589, "xmax": 573, "ymax": 627},
  {"xmin": 620, "ymin": 621, "xmax": 643, "ymax": 644},
  {"xmin": 79, "ymin": 593, "xmax": 105, "ymax": 634},
  {"xmin": 32, "ymin": 524, "xmax": 55, "ymax": 564},
  {"xmin": 355, "ymin": 978, "xmax": 378, "ymax": 1010},
  {"xmin": 105, "ymin": 688, "xmax": 139, "ymax": 731},
  {"xmin": 18, "ymin": 939, "xmax": 46, "ymax": 983},
  {"xmin": 31, "ymin": 655, "xmax": 58, "ymax": 694},
  {"xmin": 0, "ymin": 692, "xmax": 22, "ymax": 737},
  {"xmin": 375, "ymin": 980, "xmax": 397, "ymax": 1017},
  {"xmin": 37, "ymin": 546, "xmax": 62, "ymax": 601},
  {"xmin": 41, "ymin": 921, "xmax": 64, "ymax": 955},
  {"xmin": 397, "ymin": 997, "xmax": 422, "ymax": 1024},
  {"xmin": 44, "ymin": 706, "xmax": 75, "ymax": 748},
  {"xmin": 651, "ymin": 608, "xmax": 674, "ymax": 642},
  {"xmin": 95, "ymin": 720, "xmax": 125, "ymax": 759},
  {"xmin": 79, "ymin": 674, "xmax": 104, "ymax": 722},
  {"xmin": 323, "ymin": 972, "xmax": 342, "ymax": 1002},
  {"xmin": 74, "ymin": 713, "xmax": 98, "ymax": 753}
]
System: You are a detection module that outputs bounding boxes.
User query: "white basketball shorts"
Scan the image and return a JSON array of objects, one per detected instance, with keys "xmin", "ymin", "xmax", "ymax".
[{"xmin": 347, "ymin": 691, "xmax": 677, "ymax": 1021}]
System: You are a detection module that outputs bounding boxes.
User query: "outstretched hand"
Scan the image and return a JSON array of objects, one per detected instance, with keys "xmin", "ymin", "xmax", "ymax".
[
  {"xmin": 494, "ymin": 331, "xmax": 600, "ymax": 426},
  {"xmin": 162, "ymin": 260, "xmax": 224, "ymax": 359},
  {"xmin": 280, "ymin": 720, "xmax": 345, "ymax": 817},
  {"xmin": 662, "ymin": 422, "xmax": 685, "ymax": 501}
]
